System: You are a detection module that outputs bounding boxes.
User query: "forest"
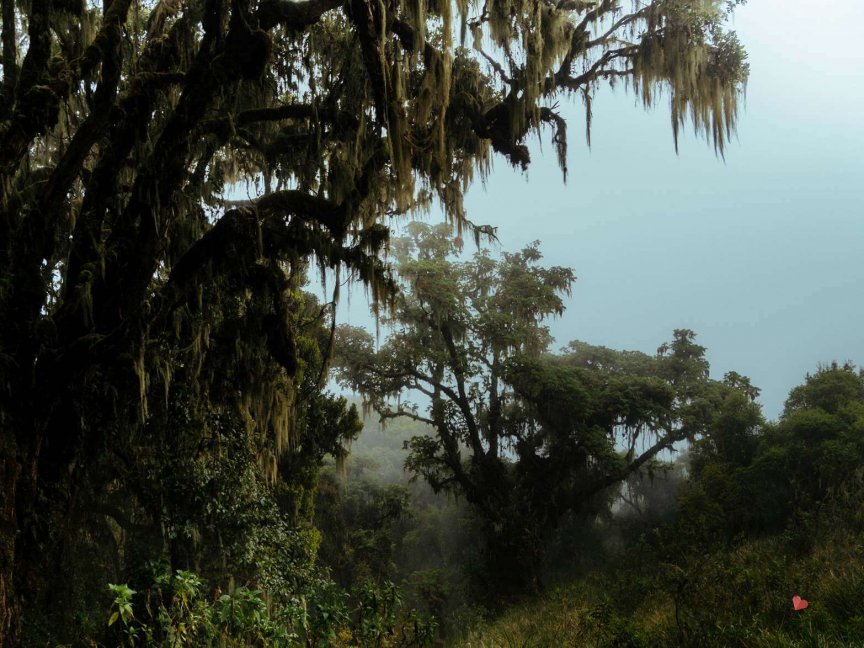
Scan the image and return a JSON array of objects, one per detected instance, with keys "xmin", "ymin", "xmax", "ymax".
[{"xmin": 1, "ymin": 0, "xmax": 862, "ymax": 644}]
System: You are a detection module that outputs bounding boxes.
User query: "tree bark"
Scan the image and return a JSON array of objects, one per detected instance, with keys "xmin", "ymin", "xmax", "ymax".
[
  {"xmin": 479, "ymin": 513, "xmax": 544, "ymax": 605},
  {"xmin": 0, "ymin": 429, "xmax": 21, "ymax": 646}
]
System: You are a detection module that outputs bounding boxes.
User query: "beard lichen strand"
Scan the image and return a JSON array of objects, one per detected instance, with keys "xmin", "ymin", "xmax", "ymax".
[
  {"xmin": 538, "ymin": 4, "xmax": 573, "ymax": 88},
  {"xmin": 486, "ymin": 0, "xmax": 514, "ymax": 47},
  {"xmin": 436, "ymin": 50, "xmax": 453, "ymax": 182},
  {"xmin": 133, "ymin": 345, "xmax": 149, "ymax": 424},
  {"xmin": 230, "ymin": 341, "xmax": 299, "ymax": 465},
  {"xmin": 187, "ymin": 320, "xmax": 208, "ymax": 381},
  {"xmin": 157, "ymin": 355, "xmax": 173, "ymax": 408},
  {"xmin": 410, "ymin": 0, "xmax": 425, "ymax": 55},
  {"xmin": 629, "ymin": 6, "xmax": 745, "ymax": 153},
  {"xmin": 390, "ymin": 7, "xmax": 457, "ymax": 218},
  {"xmin": 270, "ymin": 382, "xmax": 296, "ymax": 456}
]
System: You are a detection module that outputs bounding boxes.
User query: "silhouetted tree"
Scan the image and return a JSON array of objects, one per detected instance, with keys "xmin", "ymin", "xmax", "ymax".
[
  {"xmin": 0, "ymin": 0, "xmax": 746, "ymax": 638},
  {"xmin": 336, "ymin": 224, "xmax": 747, "ymax": 599}
]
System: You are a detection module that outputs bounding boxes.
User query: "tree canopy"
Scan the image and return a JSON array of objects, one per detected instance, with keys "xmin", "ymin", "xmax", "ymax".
[
  {"xmin": 0, "ymin": 0, "xmax": 746, "ymax": 640},
  {"xmin": 335, "ymin": 223, "xmax": 755, "ymax": 597}
]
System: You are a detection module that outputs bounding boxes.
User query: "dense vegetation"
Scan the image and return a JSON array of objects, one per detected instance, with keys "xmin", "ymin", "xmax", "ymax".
[
  {"xmin": 461, "ymin": 362, "xmax": 864, "ymax": 647},
  {"xmin": 7, "ymin": 0, "xmax": 854, "ymax": 644},
  {"xmin": 334, "ymin": 223, "xmax": 752, "ymax": 601}
]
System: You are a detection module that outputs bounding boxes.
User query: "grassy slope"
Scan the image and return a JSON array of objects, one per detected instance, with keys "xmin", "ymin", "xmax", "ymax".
[{"xmin": 457, "ymin": 524, "xmax": 864, "ymax": 648}]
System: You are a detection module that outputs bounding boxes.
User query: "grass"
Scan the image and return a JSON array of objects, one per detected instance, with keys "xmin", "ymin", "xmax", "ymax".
[{"xmin": 455, "ymin": 527, "xmax": 864, "ymax": 648}]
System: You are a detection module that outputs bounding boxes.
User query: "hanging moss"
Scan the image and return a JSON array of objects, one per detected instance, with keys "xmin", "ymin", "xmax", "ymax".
[{"xmin": 0, "ymin": 0, "xmax": 747, "ymax": 639}]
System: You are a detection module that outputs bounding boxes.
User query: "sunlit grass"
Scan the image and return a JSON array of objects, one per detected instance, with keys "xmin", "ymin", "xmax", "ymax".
[{"xmin": 458, "ymin": 586, "xmax": 590, "ymax": 647}]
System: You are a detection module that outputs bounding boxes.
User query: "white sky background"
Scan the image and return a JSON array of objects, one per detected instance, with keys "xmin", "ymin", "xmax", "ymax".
[{"xmin": 331, "ymin": 0, "xmax": 864, "ymax": 421}]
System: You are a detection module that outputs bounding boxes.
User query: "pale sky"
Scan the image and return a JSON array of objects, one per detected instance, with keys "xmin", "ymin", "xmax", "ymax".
[{"xmin": 335, "ymin": 0, "xmax": 864, "ymax": 421}]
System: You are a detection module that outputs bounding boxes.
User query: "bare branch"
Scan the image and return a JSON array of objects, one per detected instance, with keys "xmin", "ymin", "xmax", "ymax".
[
  {"xmin": 585, "ymin": 5, "xmax": 651, "ymax": 49},
  {"xmin": 583, "ymin": 428, "xmax": 683, "ymax": 499},
  {"xmin": 379, "ymin": 408, "xmax": 436, "ymax": 428}
]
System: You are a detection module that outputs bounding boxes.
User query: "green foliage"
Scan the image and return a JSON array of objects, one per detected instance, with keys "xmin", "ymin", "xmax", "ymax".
[
  {"xmin": 106, "ymin": 570, "xmax": 295, "ymax": 646},
  {"xmin": 102, "ymin": 569, "xmax": 436, "ymax": 647},
  {"xmin": 336, "ymin": 224, "xmax": 755, "ymax": 602},
  {"xmin": 460, "ymin": 488, "xmax": 864, "ymax": 648},
  {"xmin": 0, "ymin": 0, "xmax": 748, "ymax": 638},
  {"xmin": 785, "ymin": 363, "xmax": 864, "ymax": 415},
  {"xmin": 312, "ymin": 414, "xmax": 481, "ymax": 640},
  {"xmin": 455, "ymin": 361, "xmax": 864, "ymax": 647},
  {"xmin": 108, "ymin": 583, "xmax": 138, "ymax": 646},
  {"xmin": 315, "ymin": 471, "xmax": 412, "ymax": 587},
  {"xmin": 677, "ymin": 362, "xmax": 864, "ymax": 543}
]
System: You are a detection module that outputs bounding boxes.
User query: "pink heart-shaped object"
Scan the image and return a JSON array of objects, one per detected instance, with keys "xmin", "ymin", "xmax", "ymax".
[{"xmin": 792, "ymin": 595, "xmax": 809, "ymax": 611}]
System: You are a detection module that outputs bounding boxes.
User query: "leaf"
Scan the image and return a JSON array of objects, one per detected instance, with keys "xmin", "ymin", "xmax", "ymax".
[{"xmin": 108, "ymin": 611, "xmax": 119, "ymax": 626}]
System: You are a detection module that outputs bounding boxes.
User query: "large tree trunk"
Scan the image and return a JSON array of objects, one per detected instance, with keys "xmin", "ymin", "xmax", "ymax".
[
  {"xmin": 463, "ymin": 459, "xmax": 547, "ymax": 604},
  {"xmin": 0, "ymin": 429, "xmax": 21, "ymax": 646},
  {"xmin": 0, "ymin": 328, "xmax": 81, "ymax": 644},
  {"xmin": 480, "ymin": 519, "xmax": 544, "ymax": 604},
  {"xmin": 471, "ymin": 479, "xmax": 547, "ymax": 604}
]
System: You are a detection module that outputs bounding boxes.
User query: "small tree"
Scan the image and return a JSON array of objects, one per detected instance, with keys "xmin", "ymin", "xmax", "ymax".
[{"xmin": 336, "ymin": 223, "xmax": 749, "ymax": 599}]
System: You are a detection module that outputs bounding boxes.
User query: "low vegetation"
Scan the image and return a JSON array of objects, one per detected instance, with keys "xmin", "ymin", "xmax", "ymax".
[{"xmin": 460, "ymin": 363, "xmax": 864, "ymax": 647}]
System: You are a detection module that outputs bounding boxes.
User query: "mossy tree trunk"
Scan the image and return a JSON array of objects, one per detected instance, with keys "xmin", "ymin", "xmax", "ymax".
[{"xmin": 0, "ymin": 431, "xmax": 20, "ymax": 645}]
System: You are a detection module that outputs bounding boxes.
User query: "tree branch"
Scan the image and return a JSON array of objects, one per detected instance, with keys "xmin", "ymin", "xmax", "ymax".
[
  {"xmin": 107, "ymin": 0, "xmax": 238, "ymax": 324},
  {"xmin": 554, "ymin": 46, "xmax": 638, "ymax": 92},
  {"xmin": 0, "ymin": 0, "xmax": 134, "ymax": 176},
  {"xmin": 585, "ymin": 6, "xmax": 650, "ymax": 50},
  {"xmin": 379, "ymin": 407, "xmax": 436, "ymax": 428},
  {"xmin": 58, "ymin": 20, "xmax": 193, "ymax": 328},
  {"xmin": 390, "ymin": 18, "xmax": 532, "ymax": 168},
  {"xmin": 198, "ymin": 103, "xmax": 360, "ymax": 140},
  {"xmin": 439, "ymin": 321, "xmax": 485, "ymax": 459},
  {"xmin": 583, "ymin": 428, "xmax": 683, "ymax": 499},
  {"xmin": 40, "ymin": 9, "xmax": 125, "ymax": 223},
  {"xmin": 0, "ymin": 0, "xmax": 52, "ymax": 175},
  {"xmin": 257, "ymin": 0, "xmax": 343, "ymax": 30},
  {"xmin": 92, "ymin": 504, "xmax": 153, "ymax": 533},
  {"xmin": 161, "ymin": 191, "xmax": 379, "ymax": 316},
  {"xmin": 0, "ymin": 0, "xmax": 17, "ymax": 113},
  {"xmin": 256, "ymin": 189, "xmax": 351, "ymax": 237}
]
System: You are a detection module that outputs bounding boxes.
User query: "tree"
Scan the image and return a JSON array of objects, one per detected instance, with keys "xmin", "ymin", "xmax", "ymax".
[
  {"xmin": 315, "ymin": 469, "xmax": 412, "ymax": 588},
  {"xmin": 0, "ymin": 0, "xmax": 746, "ymax": 638},
  {"xmin": 659, "ymin": 361, "xmax": 864, "ymax": 575},
  {"xmin": 335, "ymin": 223, "xmax": 745, "ymax": 599},
  {"xmin": 754, "ymin": 363, "xmax": 864, "ymax": 526}
]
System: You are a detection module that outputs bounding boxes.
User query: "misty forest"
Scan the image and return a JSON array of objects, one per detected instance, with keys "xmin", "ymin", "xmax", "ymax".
[{"xmin": 1, "ymin": 0, "xmax": 862, "ymax": 644}]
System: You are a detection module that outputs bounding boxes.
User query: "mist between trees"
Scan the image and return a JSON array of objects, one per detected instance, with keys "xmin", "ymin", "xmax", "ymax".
[
  {"xmin": 323, "ymin": 226, "xmax": 864, "ymax": 647},
  {"xmin": 7, "ymin": 0, "xmax": 859, "ymax": 644},
  {"xmin": 319, "ymin": 224, "xmax": 864, "ymax": 646}
]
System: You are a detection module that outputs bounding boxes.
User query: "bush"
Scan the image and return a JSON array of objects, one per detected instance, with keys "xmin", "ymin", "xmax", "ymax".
[{"xmin": 104, "ymin": 570, "xmax": 436, "ymax": 647}]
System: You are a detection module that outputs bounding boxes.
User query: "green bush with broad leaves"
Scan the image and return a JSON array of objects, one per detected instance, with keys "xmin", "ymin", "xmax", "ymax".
[{"xmin": 105, "ymin": 569, "xmax": 436, "ymax": 647}]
